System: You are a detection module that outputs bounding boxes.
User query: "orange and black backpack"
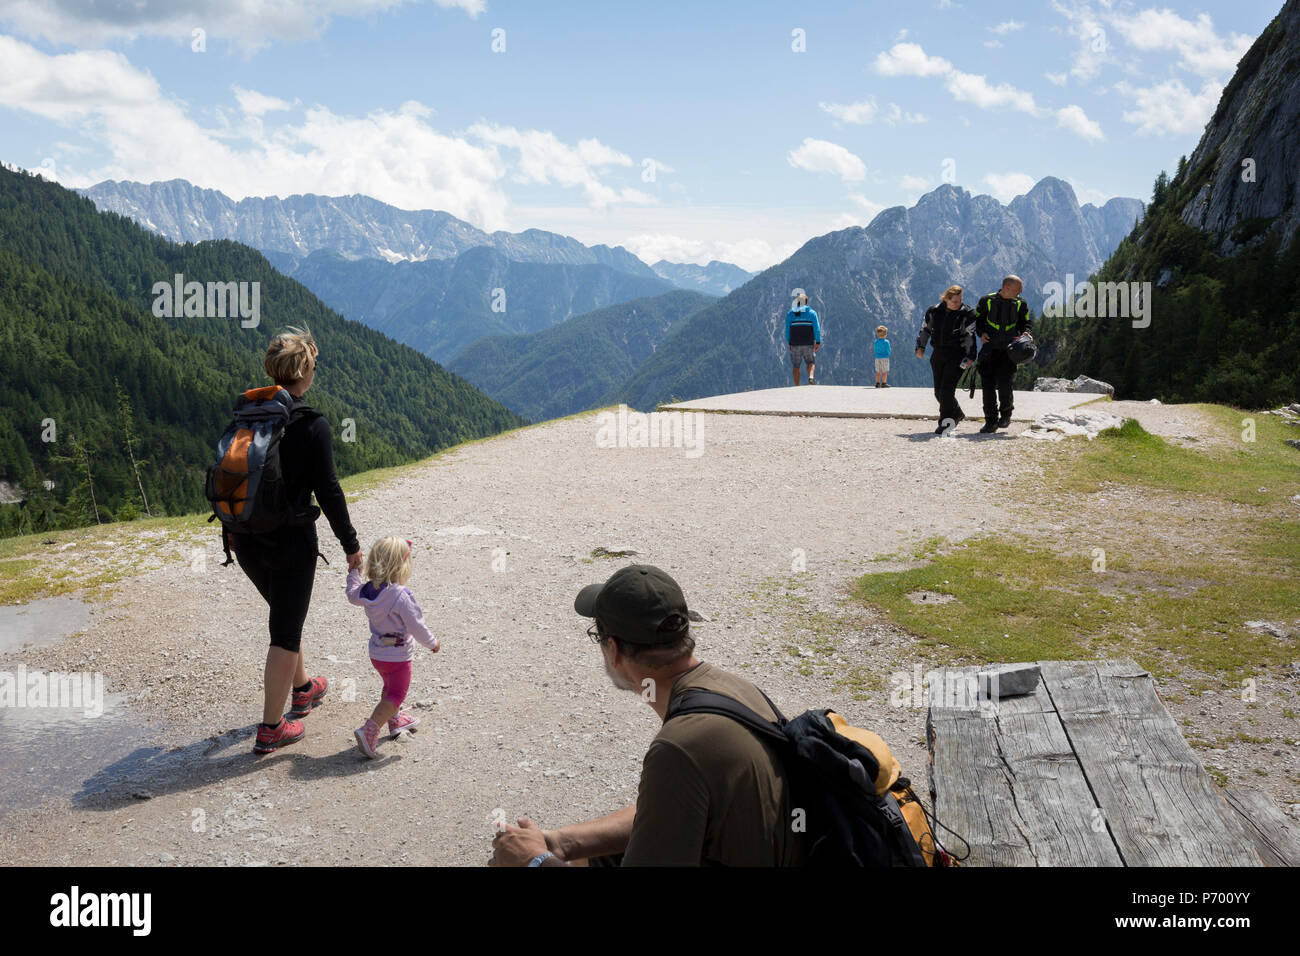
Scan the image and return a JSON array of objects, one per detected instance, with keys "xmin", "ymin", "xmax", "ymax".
[
  {"xmin": 205, "ymin": 385, "xmax": 320, "ymax": 564},
  {"xmin": 666, "ymin": 688, "xmax": 967, "ymax": 866}
]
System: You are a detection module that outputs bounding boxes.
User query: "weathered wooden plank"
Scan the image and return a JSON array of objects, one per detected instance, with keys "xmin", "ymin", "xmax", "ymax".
[
  {"xmin": 927, "ymin": 665, "xmax": 1123, "ymax": 866},
  {"xmin": 1041, "ymin": 659, "xmax": 1262, "ymax": 867},
  {"xmin": 1223, "ymin": 787, "xmax": 1300, "ymax": 867}
]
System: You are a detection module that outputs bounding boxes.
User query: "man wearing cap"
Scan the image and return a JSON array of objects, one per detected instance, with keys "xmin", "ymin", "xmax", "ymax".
[
  {"xmin": 785, "ymin": 290, "xmax": 821, "ymax": 385},
  {"xmin": 490, "ymin": 565, "xmax": 803, "ymax": 867}
]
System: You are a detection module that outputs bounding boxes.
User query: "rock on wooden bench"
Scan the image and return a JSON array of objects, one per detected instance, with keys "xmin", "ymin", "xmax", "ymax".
[{"xmin": 925, "ymin": 658, "xmax": 1294, "ymax": 867}]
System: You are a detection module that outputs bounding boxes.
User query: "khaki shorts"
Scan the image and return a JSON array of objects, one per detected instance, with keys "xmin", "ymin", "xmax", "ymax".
[
  {"xmin": 875, "ymin": 358, "xmax": 890, "ymax": 373},
  {"xmin": 789, "ymin": 344, "xmax": 817, "ymax": 367}
]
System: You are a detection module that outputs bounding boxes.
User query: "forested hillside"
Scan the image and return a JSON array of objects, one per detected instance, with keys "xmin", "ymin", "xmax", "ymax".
[
  {"xmin": 0, "ymin": 166, "xmax": 525, "ymax": 537},
  {"xmin": 450, "ymin": 290, "xmax": 715, "ymax": 421}
]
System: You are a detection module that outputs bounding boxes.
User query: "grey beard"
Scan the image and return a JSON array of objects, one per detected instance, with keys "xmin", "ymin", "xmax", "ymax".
[{"xmin": 604, "ymin": 658, "xmax": 640, "ymax": 693}]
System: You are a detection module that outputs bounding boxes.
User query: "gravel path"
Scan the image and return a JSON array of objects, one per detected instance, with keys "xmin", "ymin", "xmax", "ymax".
[{"xmin": 1, "ymin": 401, "xmax": 1275, "ymax": 866}]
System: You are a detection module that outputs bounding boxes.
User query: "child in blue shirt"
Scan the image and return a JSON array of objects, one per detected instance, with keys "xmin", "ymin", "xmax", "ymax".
[{"xmin": 874, "ymin": 326, "xmax": 892, "ymax": 388}]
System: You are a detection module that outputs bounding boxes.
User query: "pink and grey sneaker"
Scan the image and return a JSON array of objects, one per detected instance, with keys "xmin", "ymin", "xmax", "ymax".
[
  {"xmin": 287, "ymin": 676, "xmax": 328, "ymax": 719},
  {"xmin": 355, "ymin": 719, "xmax": 381, "ymax": 759},
  {"xmin": 387, "ymin": 711, "xmax": 421, "ymax": 736},
  {"xmin": 254, "ymin": 717, "xmax": 305, "ymax": 755}
]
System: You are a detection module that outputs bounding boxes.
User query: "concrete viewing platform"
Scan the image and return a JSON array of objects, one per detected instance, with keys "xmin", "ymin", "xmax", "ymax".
[{"xmin": 658, "ymin": 385, "xmax": 1101, "ymax": 422}]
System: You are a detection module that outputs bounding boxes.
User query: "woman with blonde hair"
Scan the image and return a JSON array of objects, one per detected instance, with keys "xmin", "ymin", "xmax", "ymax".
[
  {"xmin": 225, "ymin": 326, "xmax": 363, "ymax": 754},
  {"xmin": 915, "ymin": 286, "xmax": 977, "ymax": 434}
]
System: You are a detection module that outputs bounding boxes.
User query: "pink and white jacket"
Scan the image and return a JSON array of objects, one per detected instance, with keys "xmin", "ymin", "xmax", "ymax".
[{"xmin": 346, "ymin": 568, "xmax": 439, "ymax": 663}]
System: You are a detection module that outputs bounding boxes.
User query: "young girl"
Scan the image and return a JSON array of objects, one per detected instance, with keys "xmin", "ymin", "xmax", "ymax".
[{"xmin": 346, "ymin": 536, "xmax": 439, "ymax": 758}]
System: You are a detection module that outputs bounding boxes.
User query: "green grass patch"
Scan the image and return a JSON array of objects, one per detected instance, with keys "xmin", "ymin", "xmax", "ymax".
[
  {"xmin": 1060, "ymin": 409, "xmax": 1300, "ymax": 504},
  {"xmin": 853, "ymin": 412, "xmax": 1300, "ymax": 679}
]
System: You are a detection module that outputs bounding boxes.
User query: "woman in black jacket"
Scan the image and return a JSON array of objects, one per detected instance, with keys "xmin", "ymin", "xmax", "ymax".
[
  {"xmin": 915, "ymin": 286, "xmax": 977, "ymax": 434},
  {"xmin": 228, "ymin": 326, "xmax": 364, "ymax": 754}
]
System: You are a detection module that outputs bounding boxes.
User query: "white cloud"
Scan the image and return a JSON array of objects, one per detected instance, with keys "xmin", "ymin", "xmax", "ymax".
[
  {"xmin": 786, "ymin": 138, "xmax": 867, "ymax": 182},
  {"xmin": 876, "ymin": 42, "xmax": 1038, "ymax": 114},
  {"xmin": 1050, "ymin": 1, "xmax": 1111, "ymax": 81},
  {"xmin": 1055, "ymin": 104, "xmax": 1104, "ymax": 142},
  {"xmin": 989, "ymin": 20, "xmax": 1024, "ymax": 36},
  {"xmin": 820, "ymin": 98, "xmax": 926, "ymax": 126},
  {"xmin": 232, "ymin": 86, "xmax": 292, "ymax": 116},
  {"xmin": 1106, "ymin": 9, "xmax": 1253, "ymax": 78},
  {"xmin": 0, "ymin": 34, "xmax": 661, "ymax": 230},
  {"xmin": 469, "ymin": 124, "xmax": 654, "ymax": 210},
  {"xmin": 982, "ymin": 172, "xmax": 1036, "ymax": 202},
  {"xmin": 1052, "ymin": 2, "xmax": 1253, "ymax": 85},
  {"xmin": 874, "ymin": 42, "xmax": 951, "ymax": 78},
  {"xmin": 884, "ymin": 103, "xmax": 927, "ymax": 124},
  {"xmin": 1045, "ymin": 71, "xmax": 1068, "ymax": 86},
  {"xmin": 1116, "ymin": 78, "xmax": 1222, "ymax": 136},
  {"xmin": 0, "ymin": 0, "xmax": 484, "ymax": 51},
  {"xmin": 873, "ymin": 40, "xmax": 1112, "ymax": 142},
  {"xmin": 899, "ymin": 175, "xmax": 930, "ymax": 191},
  {"xmin": 820, "ymin": 99, "xmax": 879, "ymax": 125}
]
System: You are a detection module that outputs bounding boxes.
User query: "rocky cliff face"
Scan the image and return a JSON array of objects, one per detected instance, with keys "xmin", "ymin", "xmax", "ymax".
[
  {"xmin": 1011, "ymin": 178, "xmax": 1144, "ymax": 279},
  {"xmin": 1177, "ymin": 0, "xmax": 1300, "ymax": 253},
  {"xmin": 78, "ymin": 178, "xmax": 658, "ymax": 276}
]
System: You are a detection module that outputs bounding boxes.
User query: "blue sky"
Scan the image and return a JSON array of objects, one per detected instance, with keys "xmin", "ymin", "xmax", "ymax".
[{"xmin": 0, "ymin": 0, "xmax": 1281, "ymax": 270}]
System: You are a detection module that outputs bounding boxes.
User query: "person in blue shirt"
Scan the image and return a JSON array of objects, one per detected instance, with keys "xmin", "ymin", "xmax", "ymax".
[
  {"xmin": 785, "ymin": 292, "xmax": 821, "ymax": 385},
  {"xmin": 873, "ymin": 326, "xmax": 892, "ymax": 388}
]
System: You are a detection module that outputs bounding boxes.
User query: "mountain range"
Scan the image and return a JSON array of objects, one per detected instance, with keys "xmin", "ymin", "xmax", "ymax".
[
  {"xmin": 613, "ymin": 178, "xmax": 1143, "ymax": 406},
  {"xmin": 650, "ymin": 260, "xmax": 754, "ymax": 296},
  {"xmin": 81, "ymin": 173, "xmax": 1142, "ymax": 411},
  {"xmin": 264, "ymin": 246, "xmax": 676, "ymax": 364},
  {"xmin": 79, "ymin": 179, "xmax": 660, "ymax": 275}
]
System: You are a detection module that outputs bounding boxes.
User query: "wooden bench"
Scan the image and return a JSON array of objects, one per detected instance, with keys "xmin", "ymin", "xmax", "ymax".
[{"xmin": 925, "ymin": 658, "xmax": 1300, "ymax": 866}]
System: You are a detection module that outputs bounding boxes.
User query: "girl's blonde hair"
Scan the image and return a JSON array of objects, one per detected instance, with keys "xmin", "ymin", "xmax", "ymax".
[
  {"xmin": 366, "ymin": 536, "xmax": 412, "ymax": 587},
  {"xmin": 264, "ymin": 326, "xmax": 318, "ymax": 386},
  {"xmin": 941, "ymin": 285, "xmax": 963, "ymax": 303},
  {"xmin": 876, "ymin": 325, "xmax": 888, "ymax": 335}
]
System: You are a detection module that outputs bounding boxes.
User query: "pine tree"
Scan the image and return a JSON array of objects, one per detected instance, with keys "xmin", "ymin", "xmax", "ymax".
[{"xmin": 115, "ymin": 379, "xmax": 152, "ymax": 516}]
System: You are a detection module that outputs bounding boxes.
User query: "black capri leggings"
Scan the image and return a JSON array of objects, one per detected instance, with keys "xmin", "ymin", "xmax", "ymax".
[{"xmin": 230, "ymin": 525, "xmax": 321, "ymax": 653}]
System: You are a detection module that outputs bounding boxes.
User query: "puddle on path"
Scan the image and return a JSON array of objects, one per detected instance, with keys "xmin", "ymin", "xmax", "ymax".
[
  {"xmin": 0, "ymin": 596, "xmax": 93, "ymax": 655},
  {"xmin": 0, "ymin": 691, "xmax": 149, "ymax": 818}
]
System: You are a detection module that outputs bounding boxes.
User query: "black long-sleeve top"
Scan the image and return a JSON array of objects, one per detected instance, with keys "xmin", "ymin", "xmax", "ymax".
[
  {"xmin": 281, "ymin": 397, "xmax": 360, "ymax": 556},
  {"xmin": 917, "ymin": 302, "xmax": 977, "ymax": 360}
]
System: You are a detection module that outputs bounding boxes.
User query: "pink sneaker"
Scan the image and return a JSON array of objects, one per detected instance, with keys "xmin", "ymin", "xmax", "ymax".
[
  {"xmin": 387, "ymin": 711, "xmax": 421, "ymax": 735},
  {"xmin": 354, "ymin": 719, "xmax": 380, "ymax": 759}
]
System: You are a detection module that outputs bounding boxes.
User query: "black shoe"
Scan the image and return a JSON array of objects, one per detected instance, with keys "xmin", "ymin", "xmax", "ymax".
[
  {"xmin": 998, "ymin": 414, "xmax": 1012, "ymax": 429},
  {"xmin": 979, "ymin": 422, "xmax": 998, "ymax": 433},
  {"xmin": 934, "ymin": 423, "xmax": 947, "ymax": 435},
  {"xmin": 882, "ymin": 383, "xmax": 890, "ymax": 388}
]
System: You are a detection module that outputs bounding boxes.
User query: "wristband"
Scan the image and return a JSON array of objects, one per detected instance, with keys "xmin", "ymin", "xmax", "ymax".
[{"xmin": 527, "ymin": 851, "xmax": 554, "ymax": 867}]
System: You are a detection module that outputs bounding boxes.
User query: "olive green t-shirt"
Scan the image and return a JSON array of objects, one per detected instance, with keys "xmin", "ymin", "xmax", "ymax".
[{"xmin": 622, "ymin": 662, "xmax": 803, "ymax": 866}]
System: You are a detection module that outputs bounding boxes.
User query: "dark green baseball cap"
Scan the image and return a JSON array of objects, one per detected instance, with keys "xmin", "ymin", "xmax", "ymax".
[{"xmin": 574, "ymin": 564, "xmax": 690, "ymax": 645}]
